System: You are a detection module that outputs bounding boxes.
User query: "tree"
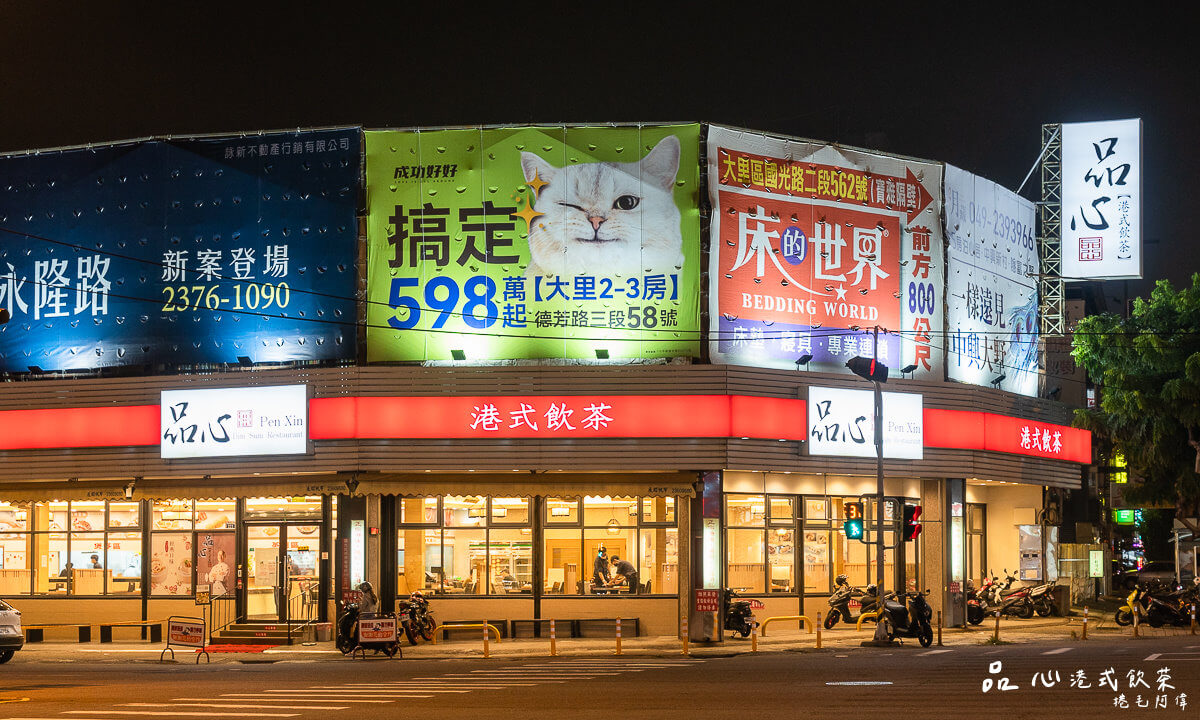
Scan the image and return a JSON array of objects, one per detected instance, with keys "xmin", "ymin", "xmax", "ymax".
[{"xmin": 1072, "ymin": 273, "xmax": 1200, "ymax": 536}]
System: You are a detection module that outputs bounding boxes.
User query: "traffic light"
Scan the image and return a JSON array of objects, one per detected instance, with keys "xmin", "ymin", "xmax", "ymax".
[
  {"xmin": 902, "ymin": 504, "xmax": 922, "ymax": 540},
  {"xmin": 846, "ymin": 356, "xmax": 889, "ymax": 383},
  {"xmin": 844, "ymin": 501, "xmax": 865, "ymax": 540}
]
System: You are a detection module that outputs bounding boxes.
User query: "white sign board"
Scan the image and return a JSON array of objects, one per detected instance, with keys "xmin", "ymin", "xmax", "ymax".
[
  {"xmin": 944, "ymin": 165, "xmax": 1039, "ymax": 396},
  {"xmin": 161, "ymin": 384, "xmax": 308, "ymax": 459},
  {"xmin": 167, "ymin": 618, "xmax": 206, "ymax": 647},
  {"xmin": 357, "ymin": 615, "xmax": 398, "ymax": 643},
  {"xmin": 1060, "ymin": 118, "xmax": 1142, "ymax": 280},
  {"xmin": 807, "ymin": 387, "xmax": 923, "ymax": 459}
]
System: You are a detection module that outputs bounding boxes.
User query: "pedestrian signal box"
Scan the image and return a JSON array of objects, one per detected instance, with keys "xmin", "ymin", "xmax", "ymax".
[
  {"xmin": 844, "ymin": 501, "xmax": 865, "ymax": 541},
  {"xmin": 903, "ymin": 504, "xmax": 923, "ymax": 541}
]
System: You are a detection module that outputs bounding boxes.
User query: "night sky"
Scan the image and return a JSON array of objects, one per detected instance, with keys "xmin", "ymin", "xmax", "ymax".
[{"xmin": 2, "ymin": 4, "xmax": 1193, "ymax": 307}]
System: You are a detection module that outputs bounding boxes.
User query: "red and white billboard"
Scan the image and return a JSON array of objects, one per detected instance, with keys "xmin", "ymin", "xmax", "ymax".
[{"xmin": 707, "ymin": 126, "xmax": 944, "ymax": 378}]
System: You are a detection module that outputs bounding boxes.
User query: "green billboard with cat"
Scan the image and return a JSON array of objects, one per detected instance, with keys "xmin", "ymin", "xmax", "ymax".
[{"xmin": 364, "ymin": 124, "xmax": 700, "ymax": 362}]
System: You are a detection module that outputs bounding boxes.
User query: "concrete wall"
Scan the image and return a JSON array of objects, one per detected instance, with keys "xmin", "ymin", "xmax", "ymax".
[{"xmin": 966, "ymin": 483, "xmax": 1042, "ymax": 580}]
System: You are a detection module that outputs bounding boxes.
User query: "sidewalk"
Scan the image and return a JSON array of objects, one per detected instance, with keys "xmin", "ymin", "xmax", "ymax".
[{"xmin": 10, "ymin": 613, "xmax": 1198, "ymax": 663}]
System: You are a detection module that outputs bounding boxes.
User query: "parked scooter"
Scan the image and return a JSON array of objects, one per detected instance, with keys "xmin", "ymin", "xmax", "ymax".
[
  {"xmin": 1143, "ymin": 578, "xmax": 1200, "ymax": 628},
  {"xmin": 825, "ymin": 575, "xmax": 881, "ymax": 629},
  {"xmin": 965, "ymin": 579, "xmax": 990, "ymax": 625},
  {"xmin": 335, "ymin": 581, "xmax": 400, "ymax": 657},
  {"xmin": 1027, "ymin": 581, "xmax": 1058, "ymax": 617},
  {"xmin": 1114, "ymin": 585, "xmax": 1148, "ymax": 626},
  {"xmin": 397, "ymin": 590, "xmax": 437, "ymax": 645},
  {"xmin": 987, "ymin": 570, "xmax": 1035, "ymax": 619},
  {"xmin": 876, "ymin": 589, "xmax": 934, "ymax": 647},
  {"xmin": 723, "ymin": 588, "xmax": 757, "ymax": 637}
]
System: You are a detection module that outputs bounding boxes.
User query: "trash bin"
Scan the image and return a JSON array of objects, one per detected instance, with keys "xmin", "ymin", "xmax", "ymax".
[
  {"xmin": 1051, "ymin": 585, "xmax": 1071, "ymax": 615},
  {"xmin": 314, "ymin": 622, "xmax": 332, "ymax": 642}
]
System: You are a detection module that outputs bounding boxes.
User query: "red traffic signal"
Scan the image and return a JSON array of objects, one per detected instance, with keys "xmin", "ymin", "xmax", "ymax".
[
  {"xmin": 846, "ymin": 356, "xmax": 889, "ymax": 383},
  {"xmin": 902, "ymin": 504, "xmax": 922, "ymax": 540}
]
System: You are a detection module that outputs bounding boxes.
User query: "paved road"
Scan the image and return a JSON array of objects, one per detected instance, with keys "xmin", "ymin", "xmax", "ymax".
[{"xmin": 2, "ymin": 635, "xmax": 1196, "ymax": 719}]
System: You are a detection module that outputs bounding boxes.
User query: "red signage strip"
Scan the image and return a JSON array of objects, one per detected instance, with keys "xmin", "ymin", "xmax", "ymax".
[
  {"xmin": 0, "ymin": 405, "xmax": 160, "ymax": 450},
  {"xmin": 1, "ymin": 396, "xmax": 1088, "ymax": 464},
  {"xmin": 924, "ymin": 408, "xmax": 1091, "ymax": 464}
]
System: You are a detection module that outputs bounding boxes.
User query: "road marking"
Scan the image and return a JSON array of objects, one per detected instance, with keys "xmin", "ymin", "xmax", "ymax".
[
  {"xmin": 984, "ymin": 649, "xmax": 1006, "ymax": 655},
  {"xmin": 826, "ymin": 681, "xmax": 893, "ymax": 686},
  {"xmin": 1143, "ymin": 653, "xmax": 1200, "ymax": 661},
  {"xmin": 214, "ymin": 697, "xmax": 392, "ymax": 704},
  {"xmin": 1145, "ymin": 653, "xmax": 1162, "ymax": 661},
  {"xmin": 917, "ymin": 649, "xmax": 953, "ymax": 656},
  {"xmin": 1043, "ymin": 648, "xmax": 1074, "ymax": 655},
  {"xmin": 65, "ymin": 713, "xmax": 299, "ymax": 718},
  {"xmin": 124, "ymin": 705, "xmax": 349, "ymax": 711}
]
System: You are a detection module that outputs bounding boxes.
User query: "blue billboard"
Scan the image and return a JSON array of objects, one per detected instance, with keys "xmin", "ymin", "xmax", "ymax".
[{"xmin": 0, "ymin": 127, "xmax": 361, "ymax": 372}]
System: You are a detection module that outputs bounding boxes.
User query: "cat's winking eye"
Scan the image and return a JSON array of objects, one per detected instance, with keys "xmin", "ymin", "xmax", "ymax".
[{"xmin": 613, "ymin": 195, "xmax": 640, "ymax": 211}]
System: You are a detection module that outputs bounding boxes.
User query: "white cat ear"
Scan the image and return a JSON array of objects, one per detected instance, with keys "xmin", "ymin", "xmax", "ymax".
[
  {"xmin": 520, "ymin": 152, "xmax": 556, "ymax": 185},
  {"xmin": 640, "ymin": 135, "xmax": 681, "ymax": 190}
]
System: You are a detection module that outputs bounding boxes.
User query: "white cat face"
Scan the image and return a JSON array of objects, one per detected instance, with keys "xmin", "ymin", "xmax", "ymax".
[{"xmin": 520, "ymin": 135, "xmax": 683, "ymax": 278}]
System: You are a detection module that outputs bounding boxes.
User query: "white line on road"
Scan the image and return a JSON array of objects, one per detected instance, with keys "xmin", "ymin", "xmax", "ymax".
[
  {"xmin": 311, "ymin": 688, "xmax": 471, "ymax": 693},
  {"xmin": 826, "ymin": 681, "xmax": 894, "ymax": 686},
  {"xmin": 64, "ymin": 713, "xmax": 299, "ymax": 718},
  {"xmin": 124, "ymin": 705, "xmax": 348, "ymax": 711},
  {"xmin": 1042, "ymin": 648, "xmax": 1074, "ymax": 655},
  {"xmin": 213, "ymin": 697, "xmax": 391, "ymax": 703},
  {"xmin": 984, "ymin": 649, "xmax": 1006, "ymax": 655},
  {"xmin": 1145, "ymin": 653, "xmax": 1162, "ymax": 661},
  {"xmin": 917, "ymin": 649, "xmax": 953, "ymax": 656}
]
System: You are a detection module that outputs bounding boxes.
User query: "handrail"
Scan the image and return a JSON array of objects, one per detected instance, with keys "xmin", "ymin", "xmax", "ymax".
[
  {"xmin": 208, "ymin": 595, "xmax": 237, "ymax": 645},
  {"xmin": 855, "ymin": 610, "xmax": 881, "ymax": 631},
  {"xmin": 431, "ymin": 623, "xmax": 502, "ymax": 644},
  {"xmin": 758, "ymin": 615, "xmax": 812, "ymax": 636}
]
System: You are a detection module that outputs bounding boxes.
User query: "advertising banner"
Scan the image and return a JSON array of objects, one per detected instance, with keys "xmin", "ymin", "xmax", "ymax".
[
  {"xmin": 944, "ymin": 165, "xmax": 1039, "ymax": 396},
  {"xmin": 166, "ymin": 617, "xmax": 206, "ymax": 647},
  {"xmin": 1060, "ymin": 118, "xmax": 1142, "ymax": 280},
  {"xmin": 357, "ymin": 615, "xmax": 398, "ymax": 643},
  {"xmin": 364, "ymin": 124, "xmax": 701, "ymax": 362},
  {"xmin": 807, "ymin": 386, "xmax": 923, "ymax": 459},
  {"xmin": 160, "ymin": 384, "xmax": 308, "ymax": 459},
  {"xmin": 707, "ymin": 126, "xmax": 944, "ymax": 378},
  {"xmin": 0, "ymin": 128, "xmax": 360, "ymax": 373}
]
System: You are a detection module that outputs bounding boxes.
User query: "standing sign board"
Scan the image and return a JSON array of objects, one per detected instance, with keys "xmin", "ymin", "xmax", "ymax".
[
  {"xmin": 364, "ymin": 124, "xmax": 701, "ymax": 363},
  {"xmin": 357, "ymin": 615, "xmax": 398, "ymax": 643},
  {"xmin": 1060, "ymin": 118, "xmax": 1142, "ymax": 280},
  {"xmin": 944, "ymin": 165, "xmax": 1039, "ymax": 396},
  {"xmin": 707, "ymin": 125, "xmax": 944, "ymax": 378},
  {"xmin": 0, "ymin": 128, "xmax": 361, "ymax": 372}
]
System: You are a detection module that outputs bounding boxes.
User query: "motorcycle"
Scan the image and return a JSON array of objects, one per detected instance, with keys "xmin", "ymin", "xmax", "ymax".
[
  {"xmin": 335, "ymin": 601, "xmax": 401, "ymax": 657},
  {"xmin": 397, "ymin": 590, "xmax": 437, "ymax": 645},
  {"xmin": 825, "ymin": 575, "xmax": 881, "ymax": 629},
  {"xmin": 1144, "ymin": 579, "xmax": 1200, "ymax": 628},
  {"xmin": 1114, "ymin": 585, "xmax": 1148, "ymax": 626},
  {"xmin": 965, "ymin": 579, "xmax": 990, "ymax": 625},
  {"xmin": 723, "ymin": 588, "xmax": 757, "ymax": 637},
  {"xmin": 876, "ymin": 589, "xmax": 934, "ymax": 647},
  {"xmin": 1027, "ymin": 581, "xmax": 1058, "ymax": 617},
  {"xmin": 986, "ymin": 571, "xmax": 1035, "ymax": 619}
]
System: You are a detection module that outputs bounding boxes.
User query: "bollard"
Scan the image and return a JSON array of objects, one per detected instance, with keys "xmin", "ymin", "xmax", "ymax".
[
  {"xmin": 815, "ymin": 611, "xmax": 822, "ymax": 649},
  {"xmin": 615, "ymin": 616, "xmax": 623, "ymax": 656},
  {"xmin": 937, "ymin": 610, "xmax": 943, "ymax": 646},
  {"xmin": 1133, "ymin": 604, "xmax": 1140, "ymax": 638},
  {"xmin": 483, "ymin": 620, "xmax": 490, "ymax": 658},
  {"xmin": 1081, "ymin": 607, "xmax": 1088, "ymax": 641},
  {"xmin": 681, "ymin": 615, "xmax": 690, "ymax": 656},
  {"xmin": 993, "ymin": 610, "xmax": 1001, "ymax": 643},
  {"xmin": 750, "ymin": 614, "xmax": 758, "ymax": 652},
  {"xmin": 549, "ymin": 619, "xmax": 558, "ymax": 657},
  {"xmin": 1191, "ymin": 604, "xmax": 1196, "ymax": 635}
]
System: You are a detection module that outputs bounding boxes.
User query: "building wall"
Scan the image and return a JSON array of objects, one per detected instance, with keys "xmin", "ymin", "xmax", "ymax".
[{"xmin": 967, "ymin": 483, "xmax": 1043, "ymax": 579}]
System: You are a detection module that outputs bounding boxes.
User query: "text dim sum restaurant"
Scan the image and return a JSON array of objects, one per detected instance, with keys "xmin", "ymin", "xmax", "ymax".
[{"xmin": 0, "ymin": 123, "xmax": 1091, "ymax": 642}]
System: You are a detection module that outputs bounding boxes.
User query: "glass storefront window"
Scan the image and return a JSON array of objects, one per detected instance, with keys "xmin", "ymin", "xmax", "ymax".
[
  {"xmin": 108, "ymin": 532, "xmax": 142, "ymax": 595},
  {"xmin": 546, "ymin": 498, "xmax": 579, "ymax": 524},
  {"xmin": 583, "ymin": 496, "xmax": 637, "ymax": 528},
  {"xmin": 444, "ymin": 528, "xmax": 485, "ymax": 590},
  {"xmin": 543, "ymin": 528, "xmax": 582, "ymax": 595},
  {"xmin": 638, "ymin": 527, "xmax": 678, "ymax": 595},
  {"xmin": 108, "ymin": 502, "xmax": 140, "ymax": 529},
  {"xmin": 196, "ymin": 501, "xmax": 236, "ymax": 530},
  {"xmin": 49, "ymin": 501, "xmax": 69, "ymax": 532},
  {"xmin": 153, "ymin": 500, "xmax": 193, "ymax": 530},
  {"xmin": 487, "ymin": 528, "xmax": 532, "ymax": 593},
  {"xmin": 726, "ymin": 494, "xmax": 765, "ymax": 527},
  {"xmin": 0, "ymin": 502, "xmax": 28, "ymax": 532},
  {"xmin": 769, "ymin": 497, "xmax": 794, "ymax": 524},
  {"xmin": 151, "ymin": 532, "xmax": 194, "ymax": 595},
  {"xmin": 444, "ymin": 496, "xmax": 487, "ymax": 527},
  {"xmin": 803, "ymin": 529, "xmax": 832, "ymax": 593},
  {"xmin": 245, "ymin": 496, "xmax": 320, "ymax": 520},
  {"xmin": 726, "ymin": 528, "xmax": 766, "ymax": 593},
  {"xmin": 768, "ymin": 527, "xmax": 795, "ymax": 593},
  {"xmin": 640, "ymin": 497, "xmax": 675, "ymax": 524},
  {"xmin": 490, "ymin": 497, "xmax": 529, "ymax": 524},
  {"xmin": 400, "ymin": 497, "xmax": 438, "ymax": 524}
]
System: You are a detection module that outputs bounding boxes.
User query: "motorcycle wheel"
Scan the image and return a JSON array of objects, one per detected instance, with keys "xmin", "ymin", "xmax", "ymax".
[
  {"xmin": 1035, "ymin": 599, "xmax": 1054, "ymax": 617},
  {"xmin": 1114, "ymin": 608, "xmax": 1134, "ymax": 626},
  {"xmin": 0, "ymin": 649, "xmax": 14, "ymax": 664},
  {"xmin": 404, "ymin": 623, "xmax": 419, "ymax": 645},
  {"xmin": 420, "ymin": 618, "xmax": 437, "ymax": 642},
  {"xmin": 1015, "ymin": 601, "xmax": 1034, "ymax": 620},
  {"xmin": 918, "ymin": 622, "xmax": 933, "ymax": 648},
  {"xmin": 967, "ymin": 604, "xmax": 985, "ymax": 626},
  {"xmin": 1146, "ymin": 609, "xmax": 1165, "ymax": 628},
  {"xmin": 824, "ymin": 609, "xmax": 840, "ymax": 630}
]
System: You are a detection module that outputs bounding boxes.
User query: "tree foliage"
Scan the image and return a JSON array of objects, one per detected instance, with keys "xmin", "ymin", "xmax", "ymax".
[{"xmin": 1072, "ymin": 274, "xmax": 1200, "ymax": 534}]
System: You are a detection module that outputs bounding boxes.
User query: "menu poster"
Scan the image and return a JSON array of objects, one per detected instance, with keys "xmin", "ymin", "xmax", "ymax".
[{"xmin": 150, "ymin": 533, "xmax": 193, "ymax": 596}]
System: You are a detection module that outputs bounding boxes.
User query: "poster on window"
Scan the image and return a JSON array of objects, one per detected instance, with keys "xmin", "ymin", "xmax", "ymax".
[
  {"xmin": 150, "ymin": 532, "xmax": 193, "ymax": 595},
  {"xmin": 364, "ymin": 124, "xmax": 701, "ymax": 363},
  {"xmin": 944, "ymin": 165, "xmax": 1039, "ymax": 396},
  {"xmin": 0, "ymin": 128, "xmax": 360, "ymax": 372},
  {"xmin": 707, "ymin": 126, "xmax": 944, "ymax": 378},
  {"xmin": 194, "ymin": 532, "xmax": 235, "ymax": 597}
]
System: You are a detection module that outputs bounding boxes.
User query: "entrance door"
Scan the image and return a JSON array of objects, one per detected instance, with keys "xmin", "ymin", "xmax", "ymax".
[{"xmin": 246, "ymin": 523, "xmax": 322, "ymax": 622}]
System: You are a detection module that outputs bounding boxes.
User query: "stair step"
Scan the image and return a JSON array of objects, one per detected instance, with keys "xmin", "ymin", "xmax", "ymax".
[{"xmin": 209, "ymin": 634, "xmax": 292, "ymax": 646}]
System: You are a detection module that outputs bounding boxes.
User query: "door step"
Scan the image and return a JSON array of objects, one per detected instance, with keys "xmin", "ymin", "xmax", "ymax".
[{"xmin": 213, "ymin": 622, "xmax": 314, "ymax": 645}]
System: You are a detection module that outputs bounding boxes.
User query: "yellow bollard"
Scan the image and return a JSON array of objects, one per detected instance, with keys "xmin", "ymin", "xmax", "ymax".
[
  {"xmin": 992, "ymin": 611, "xmax": 1001, "ymax": 643},
  {"xmin": 1081, "ymin": 607, "xmax": 1088, "ymax": 641},
  {"xmin": 750, "ymin": 614, "xmax": 758, "ymax": 652},
  {"xmin": 937, "ymin": 610, "xmax": 943, "ymax": 646},
  {"xmin": 681, "ymin": 615, "xmax": 690, "ymax": 656},
  {"xmin": 483, "ymin": 621, "xmax": 490, "ymax": 658},
  {"xmin": 615, "ymin": 616, "xmax": 623, "ymax": 656},
  {"xmin": 815, "ymin": 611, "xmax": 822, "ymax": 649},
  {"xmin": 549, "ymin": 619, "xmax": 558, "ymax": 657}
]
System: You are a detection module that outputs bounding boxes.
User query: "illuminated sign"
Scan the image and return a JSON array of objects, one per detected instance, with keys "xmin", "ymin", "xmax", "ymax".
[
  {"xmin": 807, "ymin": 387, "xmax": 923, "ymax": 459},
  {"xmin": 1060, "ymin": 118, "xmax": 1142, "ymax": 280},
  {"xmin": 1113, "ymin": 509, "xmax": 1136, "ymax": 525},
  {"xmin": 160, "ymin": 385, "xmax": 308, "ymax": 459}
]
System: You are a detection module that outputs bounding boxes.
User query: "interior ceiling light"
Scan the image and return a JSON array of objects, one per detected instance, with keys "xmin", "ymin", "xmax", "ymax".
[{"xmin": 606, "ymin": 518, "xmax": 621, "ymax": 535}]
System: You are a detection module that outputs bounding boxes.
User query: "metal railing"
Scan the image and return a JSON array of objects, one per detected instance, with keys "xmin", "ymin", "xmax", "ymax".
[{"xmin": 207, "ymin": 595, "xmax": 237, "ymax": 645}]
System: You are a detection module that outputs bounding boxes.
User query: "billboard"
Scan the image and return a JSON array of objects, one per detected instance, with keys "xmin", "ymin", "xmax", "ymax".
[
  {"xmin": 1060, "ymin": 118, "xmax": 1142, "ymax": 280},
  {"xmin": 944, "ymin": 165, "xmax": 1039, "ymax": 396},
  {"xmin": 707, "ymin": 126, "xmax": 944, "ymax": 378},
  {"xmin": 364, "ymin": 124, "xmax": 701, "ymax": 362},
  {"xmin": 0, "ymin": 128, "xmax": 360, "ymax": 373}
]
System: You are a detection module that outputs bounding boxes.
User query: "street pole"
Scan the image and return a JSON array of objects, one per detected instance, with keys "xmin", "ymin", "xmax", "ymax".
[{"xmin": 871, "ymin": 325, "xmax": 889, "ymax": 643}]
